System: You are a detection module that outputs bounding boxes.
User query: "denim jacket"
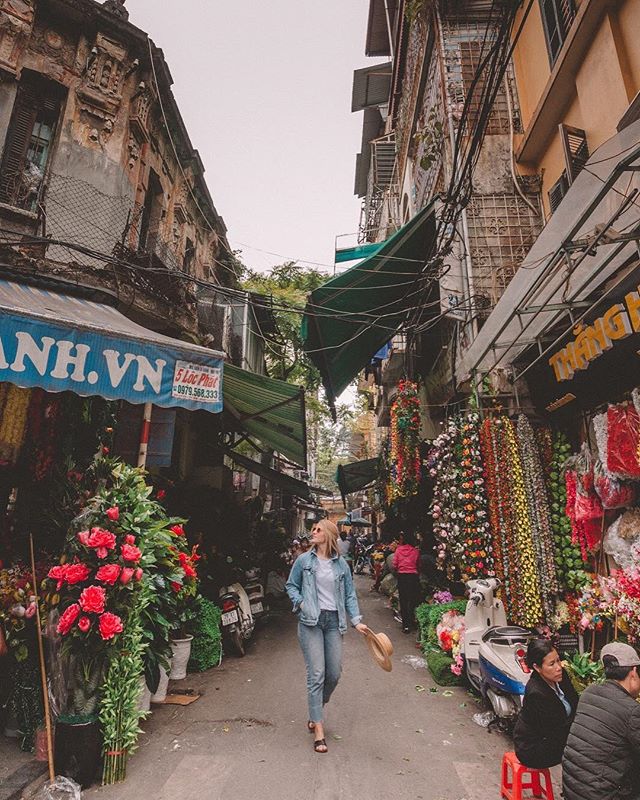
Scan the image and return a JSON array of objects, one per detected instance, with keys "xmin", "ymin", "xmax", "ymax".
[{"xmin": 285, "ymin": 549, "xmax": 362, "ymax": 634}]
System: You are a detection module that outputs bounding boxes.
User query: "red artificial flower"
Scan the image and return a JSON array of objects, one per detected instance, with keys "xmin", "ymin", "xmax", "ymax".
[
  {"xmin": 57, "ymin": 603, "xmax": 80, "ymax": 635},
  {"xmin": 77, "ymin": 530, "xmax": 90, "ymax": 546},
  {"xmin": 134, "ymin": 567, "xmax": 143, "ymax": 581},
  {"xmin": 170, "ymin": 524, "xmax": 185, "ymax": 537},
  {"xmin": 98, "ymin": 611, "xmax": 123, "ymax": 641},
  {"xmin": 182, "ymin": 562, "xmax": 197, "ymax": 579},
  {"xmin": 64, "ymin": 563, "xmax": 91, "ymax": 585},
  {"xmin": 106, "ymin": 506, "xmax": 120, "ymax": 521},
  {"xmin": 121, "ymin": 543, "xmax": 142, "ymax": 563},
  {"xmin": 157, "ymin": 489, "xmax": 166, "ymax": 500},
  {"xmin": 79, "ymin": 585, "xmax": 106, "ymax": 614},
  {"xmin": 78, "ymin": 616, "xmax": 91, "ymax": 633},
  {"xmin": 125, "ymin": 534, "xmax": 136, "ymax": 545},
  {"xmin": 87, "ymin": 528, "xmax": 116, "ymax": 559},
  {"xmin": 170, "ymin": 581, "xmax": 182, "ymax": 593},
  {"xmin": 96, "ymin": 564, "xmax": 121, "ymax": 586},
  {"xmin": 48, "ymin": 565, "xmax": 66, "ymax": 590},
  {"xmin": 102, "ymin": 446, "xmax": 110, "ymax": 455},
  {"xmin": 119, "ymin": 567, "xmax": 134, "ymax": 585}
]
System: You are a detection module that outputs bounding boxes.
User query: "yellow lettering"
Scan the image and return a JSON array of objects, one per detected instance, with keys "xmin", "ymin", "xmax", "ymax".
[
  {"xmin": 625, "ymin": 287, "xmax": 640, "ymax": 332},
  {"xmin": 549, "ymin": 348, "xmax": 573, "ymax": 382},
  {"xmin": 603, "ymin": 303, "xmax": 632, "ymax": 341}
]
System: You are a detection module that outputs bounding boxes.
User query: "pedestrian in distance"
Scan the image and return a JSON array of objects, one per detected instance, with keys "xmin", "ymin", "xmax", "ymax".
[
  {"xmin": 337, "ymin": 529, "xmax": 354, "ymax": 574},
  {"xmin": 563, "ymin": 642, "xmax": 640, "ymax": 800},
  {"xmin": 285, "ymin": 519, "xmax": 368, "ymax": 754},
  {"xmin": 392, "ymin": 530, "xmax": 421, "ymax": 633},
  {"xmin": 513, "ymin": 638, "xmax": 578, "ymax": 769}
]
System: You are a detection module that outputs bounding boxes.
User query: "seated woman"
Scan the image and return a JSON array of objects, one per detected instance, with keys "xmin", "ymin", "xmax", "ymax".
[{"xmin": 514, "ymin": 639, "xmax": 578, "ymax": 769}]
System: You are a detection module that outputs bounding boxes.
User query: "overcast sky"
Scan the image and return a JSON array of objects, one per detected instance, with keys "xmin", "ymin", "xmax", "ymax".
[{"xmin": 127, "ymin": 1, "xmax": 377, "ymax": 275}]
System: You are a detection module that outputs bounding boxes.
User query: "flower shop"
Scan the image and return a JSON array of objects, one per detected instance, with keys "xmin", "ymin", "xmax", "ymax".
[{"xmin": 0, "ymin": 280, "xmax": 227, "ymax": 787}]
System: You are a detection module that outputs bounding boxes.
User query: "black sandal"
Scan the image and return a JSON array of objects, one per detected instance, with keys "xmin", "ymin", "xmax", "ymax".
[
  {"xmin": 307, "ymin": 720, "xmax": 315, "ymax": 733},
  {"xmin": 314, "ymin": 738, "xmax": 328, "ymax": 754}
]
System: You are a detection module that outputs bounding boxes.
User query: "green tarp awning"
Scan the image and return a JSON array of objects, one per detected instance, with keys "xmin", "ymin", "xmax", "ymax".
[
  {"xmin": 335, "ymin": 457, "xmax": 380, "ymax": 504},
  {"xmin": 223, "ymin": 364, "xmax": 307, "ymax": 468},
  {"xmin": 302, "ymin": 204, "xmax": 436, "ymax": 413},
  {"xmin": 221, "ymin": 447, "xmax": 312, "ymax": 500}
]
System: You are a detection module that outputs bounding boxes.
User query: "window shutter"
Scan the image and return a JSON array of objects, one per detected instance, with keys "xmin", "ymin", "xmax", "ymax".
[
  {"xmin": 548, "ymin": 171, "xmax": 569, "ymax": 214},
  {"xmin": 540, "ymin": 0, "xmax": 576, "ymax": 65},
  {"xmin": 0, "ymin": 82, "xmax": 39, "ymax": 204},
  {"xmin": 559, "ymin": 123, "xmax": 589, "ymax": 184}
]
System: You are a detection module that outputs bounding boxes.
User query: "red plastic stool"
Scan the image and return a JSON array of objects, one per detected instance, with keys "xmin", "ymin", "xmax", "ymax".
[{"xmin": 501, "ymin": 752, "xmax": 555, "ymax": 800}]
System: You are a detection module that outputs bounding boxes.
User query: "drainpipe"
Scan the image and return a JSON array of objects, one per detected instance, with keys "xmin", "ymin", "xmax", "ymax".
[
  {"xmin": 137, "ymin": 402, "xmax": 153, "ymax": 468},
  {"xmin": 383, "ymin": 0, "xmax": 395, "ymax": 58},
  {"xmin": 241, "ymin": 292, "xmax": 250, "ymax": 370},
  {"xmin": 435, "ymin": 4, "xmax": 478, "ymax": 340}
]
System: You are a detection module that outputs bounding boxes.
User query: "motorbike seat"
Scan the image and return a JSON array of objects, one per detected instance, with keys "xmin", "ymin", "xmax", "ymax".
[
  {"xmin": 220, "ymin": 591, "xmax": 240, "ymax": 603},
  {"xmin": 482, "ymin": 625, "xmax": 531, "ymax": 644}
]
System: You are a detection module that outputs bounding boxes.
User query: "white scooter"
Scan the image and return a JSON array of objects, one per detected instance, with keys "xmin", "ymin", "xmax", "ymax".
[
  {"xmin": 463, "ymin": 578, "xmax": 533, "ymax": 727},
  {"xmin": 219, "ymin": 582, "xmax": 255, "ymax": 657}
]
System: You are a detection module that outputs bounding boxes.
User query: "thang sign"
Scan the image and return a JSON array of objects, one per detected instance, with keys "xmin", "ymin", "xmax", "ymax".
[
  {"xmin": 0, "ymin": 319, "xmax": 223, "ymax": 413},
  {"xmin": 548, "ymin": 286, "xmax": 640, "ymax": 382}
]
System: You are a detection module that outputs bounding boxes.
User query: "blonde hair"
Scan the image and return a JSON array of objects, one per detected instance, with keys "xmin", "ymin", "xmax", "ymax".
[{"xmin": 316, "ymin": 518, "xmax": 340, "ymax": 558}]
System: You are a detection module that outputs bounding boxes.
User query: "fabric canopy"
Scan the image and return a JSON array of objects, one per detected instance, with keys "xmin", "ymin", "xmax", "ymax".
[
  {"xmin": 335, "ymin": 457, "xmax": 380, "ymax": 504},
  {"xmin": 221, "ymin": 447, "xmax": 313, "ymax": 500},
  {"xmin": 223, "ymin": 363, "xmax": 307, "ymax": 468},
  {"xmin": 0, "ymin": 278, "xmax": 224, "ymax": 412},
  {"xmin": 302, "ymin": 203, "xmax": 436, "ymax": 413}
]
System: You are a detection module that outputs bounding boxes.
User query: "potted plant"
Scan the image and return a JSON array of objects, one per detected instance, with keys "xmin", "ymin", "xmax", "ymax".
[{"xmin": 163, "ymin": 529, "xmax": 200, "ymax": 680}]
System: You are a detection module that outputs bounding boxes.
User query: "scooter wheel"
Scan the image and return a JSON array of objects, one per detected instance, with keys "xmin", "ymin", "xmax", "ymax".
[{"xmin": 226, "ymin": 627, "xmax": 245, "ymax": 657}]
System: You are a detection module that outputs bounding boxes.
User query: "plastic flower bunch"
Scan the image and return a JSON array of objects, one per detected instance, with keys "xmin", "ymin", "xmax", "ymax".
[
  {"xmin": 0, "ymin": 564, "xmax": 41, "ymax": 661},
  {"xmin": 576, "ymin": 577, "xmax": 612, "ymax": 633},
  {"xmin": 429, "ymin": 418, "xmax": 458, "ymax": 570},
  {"xmin": 436, "ymin": 610, "xmax": 466, "ymax": 673}
]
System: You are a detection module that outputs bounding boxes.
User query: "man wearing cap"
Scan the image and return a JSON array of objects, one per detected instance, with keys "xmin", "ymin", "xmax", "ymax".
[{"xmin": 563, "ymin": 642, "xmax": 640, "ymax": 800}]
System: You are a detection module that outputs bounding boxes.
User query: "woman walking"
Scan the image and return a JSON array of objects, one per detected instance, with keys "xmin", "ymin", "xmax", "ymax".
[
  {"xmin": 392, "ymin": 530, "xmax": 421, "ymax": 633},
  {"xmin": 286, "ymin": 519, "xmax": 367, "ymax": 754}
]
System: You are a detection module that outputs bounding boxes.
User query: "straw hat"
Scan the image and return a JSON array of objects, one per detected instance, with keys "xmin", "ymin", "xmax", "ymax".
[{"xmin": 363, "ymin": 628, "xmax": 393, "ymax": 672}]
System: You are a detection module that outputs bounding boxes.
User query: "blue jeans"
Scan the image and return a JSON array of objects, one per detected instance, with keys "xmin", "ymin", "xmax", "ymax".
[{"xmin": 297, "ymin": 610, "xmax": 342, "ymax": 723}]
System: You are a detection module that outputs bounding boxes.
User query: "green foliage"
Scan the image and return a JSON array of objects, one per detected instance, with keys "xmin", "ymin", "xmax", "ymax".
[
  {"xmin": 415, "ymin": 600, "xmax": 467, "ymax": 653},
  {"xmin": 188, "ymin": 597, "xmax": 222, "ymax": 672},
  {"xmin": 415, "ymin": 108, "xmax": 444, "ymax": 173},
  {"xmin": 426, "ymin": 649, "xmax": 462, "ymax": 686},
  {"xmin": 405, "ymin": 0, "xmax": 429, "ymax": 25},
  {"xmin": 563, "ymin": 652, "xmax": 605, "ymax": 694},
  {"xmin": 240, "ymin": 260, "xmax": 328, "ymax": 389},
  {"xmin": 100, "ymin": 596, "xmax": 149, "ymax": 785}
]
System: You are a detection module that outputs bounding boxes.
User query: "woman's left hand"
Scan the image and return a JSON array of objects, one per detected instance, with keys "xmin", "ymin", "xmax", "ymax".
[{"xmin": 355, "ymin": 623, "xmax": 368, "ymax": 635}]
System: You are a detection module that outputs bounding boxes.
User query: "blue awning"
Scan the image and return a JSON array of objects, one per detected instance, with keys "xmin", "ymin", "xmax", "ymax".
[{"xmin": 0, "ymin": 279, "xmax": 224, "ymax": 412}]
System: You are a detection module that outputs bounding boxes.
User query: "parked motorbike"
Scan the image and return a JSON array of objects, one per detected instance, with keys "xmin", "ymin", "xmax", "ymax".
[
  {"xmin": 463, "ymin": 578, "xmax": 533, "ymax": 728},
  {"xmin": 354, "ymin": 540, "xmax": 375, "ymax": 575},
  {"xmin": 219, "ymin": 582, "xmax": 255, "ymax": 657},
  {"xmin": 244, "ymin": 567, "xmax": 268, "ymax": 623}
]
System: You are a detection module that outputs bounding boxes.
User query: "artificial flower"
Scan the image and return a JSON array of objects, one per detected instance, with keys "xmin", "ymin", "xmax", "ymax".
[
  {"xmin": 106, "ymin": 506, "xmax": 120, "ymax": 521},
  {"xmin": 121, "ymin": 543, "xmax": 142, "ymax": 563},
  {"xmin": 95, "ymin": 564, "xmax": 121, "ymax": 586},
  {"xmin": 98, "ymin": 611, "xmax": 123, "ymax": 641},
  {"xmin": 57, "ymin": 603, "xmax": 80, "ymax": 635},
  {"xmin": 79, "ymin": 585, "xmax": 106, "ymax": 614},
  {"xmin": 78, "ymin": 616, "xmax": 91, "ymax": 633}
]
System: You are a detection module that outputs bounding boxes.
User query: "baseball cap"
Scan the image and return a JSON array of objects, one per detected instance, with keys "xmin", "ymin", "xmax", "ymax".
[{"xmin": 600, "ymin": 642, "xmax": 640, "ymax": 667}]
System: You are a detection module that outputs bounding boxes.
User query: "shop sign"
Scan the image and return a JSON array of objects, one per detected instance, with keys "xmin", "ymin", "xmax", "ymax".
[
  {"xmin": 171, "ymin": 361, "xmax": 221, "ymax": 405},
  {"xmin": 0, "ymin": 316, "xmax": 224, "ymax": 412},
  {"xmin": 548, "ymin": 287, "xmax": 640, "ymax": 382}
]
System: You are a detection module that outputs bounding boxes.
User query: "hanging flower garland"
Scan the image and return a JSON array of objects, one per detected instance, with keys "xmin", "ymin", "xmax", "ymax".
[
  {"xmin": 388, "ymin": 379, "xmax": 422, "ymax": 502},
  {"xmin": 0, "ymin": 385, "xmax": 31, "ymax": 464},
  {"xmin": 429, "ymin": 418, "xmax": 458, "ymax": 572},
  {"xmin": 455, "ymin": 412, "xmax": 494, "ymax": 580},
  {"xmin": 516, "ymin": 415, "xmax": 558, "ymax": 622},
  {"xmin": 480, "ymin": 416, "xmax": 515, "ymax": 619}
]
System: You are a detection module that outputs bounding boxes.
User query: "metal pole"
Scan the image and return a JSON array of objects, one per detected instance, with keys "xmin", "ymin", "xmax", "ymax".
[{"xmin": 137, "ymin": 402, "xmax": 152, "ymax": 468}]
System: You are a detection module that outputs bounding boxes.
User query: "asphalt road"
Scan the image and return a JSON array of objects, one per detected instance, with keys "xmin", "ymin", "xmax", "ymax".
[{"xmin": 86, "ymin": 577, "xmax": 518, "ymax": 800}]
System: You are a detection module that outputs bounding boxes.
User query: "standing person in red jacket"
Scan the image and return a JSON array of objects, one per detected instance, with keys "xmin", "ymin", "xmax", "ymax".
[{"xmin": 392, "ymin": 531, "xmax": 421, "ymax": 633}]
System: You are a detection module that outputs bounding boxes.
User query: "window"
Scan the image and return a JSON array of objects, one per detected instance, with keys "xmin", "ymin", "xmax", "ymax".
[
  {"xmin": 184, "ymin": 236, "xmax": 195, "ymax": 272},
  {"xmin": 460, "ymin": 41, "xmax": 511, "ymax": 135},
  {"xmin": 540, "ymin": 0, "xmax": 576, "ymax": 66},
  {"xmin": 138, "ymin": 168, "xmax": 163, "ymax": 250},
  {"xmin": 559, "ymin": 123, "xmax": 589, "ymax": 184},
  {"xmin": 0, "ymin": 71, "xmax": 65, "ymax": 211},
  {"xmin": 548, "ymin": 171, "xmax": 569, "ymax": 214}
]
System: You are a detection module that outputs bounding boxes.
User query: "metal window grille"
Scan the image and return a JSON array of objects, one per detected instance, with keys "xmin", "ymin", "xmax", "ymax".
[
  {"xmin": 466, "ymin": 193, "xmax": 543, "ymax": 307},
  {"xmin": 559, "ymin": 123, "xmax": 589, "ymax": 184},
  {"xmin": 371, "ymin": 134, "xmax": 396, "ymax": 189},
  {"xmin": 459, "ymin": 40, "xmax": 510, "ymax": 135},
  {"xmin": 539, "ymin": 0, "xmax": 576, "ymax": 66}
]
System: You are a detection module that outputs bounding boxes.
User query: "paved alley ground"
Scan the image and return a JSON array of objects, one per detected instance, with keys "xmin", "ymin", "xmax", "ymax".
[{"xmin": 86, "ymin": 579, "xmax": 523, "ymax": 800}]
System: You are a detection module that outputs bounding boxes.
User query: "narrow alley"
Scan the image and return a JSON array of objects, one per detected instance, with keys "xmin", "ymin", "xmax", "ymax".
[{"xmin": 86, "ymin": 579, "xmax": 512, "ymax": 800}]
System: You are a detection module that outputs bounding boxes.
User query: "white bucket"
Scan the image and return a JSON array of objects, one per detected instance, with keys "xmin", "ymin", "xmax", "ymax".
[
  {"xmin": 150, "ymin": 664, "xmax": 170, "ymax": 703},
  {"xmin": 169, "ymin": 636, "xmax": 193, "ymax": 680}
]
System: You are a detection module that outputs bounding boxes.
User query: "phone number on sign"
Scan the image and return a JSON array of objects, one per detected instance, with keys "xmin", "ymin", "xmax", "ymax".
[{"xmin": 173, "ymin": 384, "xmax": 219, "ymax": 401}]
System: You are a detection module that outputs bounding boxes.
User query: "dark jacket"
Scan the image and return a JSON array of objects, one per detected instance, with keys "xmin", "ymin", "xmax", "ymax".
[
  {"xmin": 563, "ymin": 680, "xmax": 640, "ymax": 800},
  {"xmin": 514, "ymin": 669, "xmax": 578, "ymax": 769}
]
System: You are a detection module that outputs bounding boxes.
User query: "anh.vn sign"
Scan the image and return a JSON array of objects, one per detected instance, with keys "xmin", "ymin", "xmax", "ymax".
[
  {"xmin": 548, "ymin": 286, "xmax": 640, "ymax": 382},
  {"xmin": 0, "ymin": 307, "xmax": 223, "ymax": 412}
]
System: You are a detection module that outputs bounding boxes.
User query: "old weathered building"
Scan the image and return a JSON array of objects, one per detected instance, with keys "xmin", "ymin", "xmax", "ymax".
[{"xmin": 0, "ymin": 0, "xmax": 236, "ymax": 341}]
